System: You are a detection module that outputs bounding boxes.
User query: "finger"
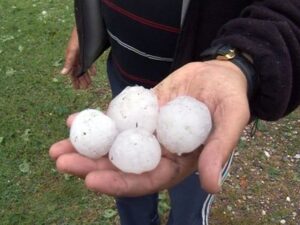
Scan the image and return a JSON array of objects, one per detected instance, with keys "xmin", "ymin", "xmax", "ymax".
[
  {"xmin": 61, "ymin": 51, "xmax": 78, "ymax": 76},
  {"xmin": 152, "ymin": 64, "xmax": 194, "ymax": 106},
  {"xmin": 56, "ymin": 153, "xmax": 97, "ymax": 177},
  {"xmin": 198, "ymin": 100, "xmax": 250, "ymax": 193},
  {"xmin": 88, "ymin": 65, "xmax": 97, "ymax": 76},
  {"xmin": 197, "ymin": 140, "xmax": 225, "ymax": 193},
  {"xmin": 85, "ymin": 157, "xmax": 178, "ymax": 197},
  {"xmin": 71, "ymin": 74, "xmax": 80, "ymax": 89},
  {"xmin": 152, "ymin": 82, "xmax": 171, "ymax": 107},
  {"xmin": 85, "ymin": 74, "xmax": 92, "ymax": 86},
  {"xmin": 78, "ymin": 74, "xmax": 91, "ymax": 89},
  {"xmin": 56, "ymin": 153, "xmax": 115, "ymax": 178},
  {"xmin": 61, "ymin": 28, "xmax": 79, "ymax": 75},
  {"xmin": 71, "ymin": 73, "xmax": 91, "ymax": 89},
  {"xmin": 61, "ymin": 67, "xmax": 72, "ymax": 75},
  {"xmin": 66, "ymin": 113, "xmax": 79, "ymax": 128},
  {"xmin": 49, "ymin": 139, "xmax": 76, "ymax": 160}
]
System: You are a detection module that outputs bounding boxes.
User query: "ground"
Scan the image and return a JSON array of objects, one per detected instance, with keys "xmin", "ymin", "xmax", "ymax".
[{"xmin": 210, "ymin": 114, "xmax": 300, "ymax": 225}]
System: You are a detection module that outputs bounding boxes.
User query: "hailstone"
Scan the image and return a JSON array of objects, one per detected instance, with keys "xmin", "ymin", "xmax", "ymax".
[
  {"xmin": 109, "ymin": 128, "xmax": 161, "ymax": 174},
  {"xmin": 107, "ymin": 86, "xmax": 159, "ymax": 133},
  {"xmin": 70, "ymin": 109, "xmax": 118, "ymax": 159},
  {"xmin": 156, "ymin": 96, "xmax": 212, "ymax": 155}
]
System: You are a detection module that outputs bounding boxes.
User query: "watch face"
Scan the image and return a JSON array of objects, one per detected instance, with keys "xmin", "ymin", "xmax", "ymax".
[
  {"xmin": 218, "ymin": 46, "xmax": 236, "ymax": 60},
  {"xmin": 199, "ymin": 45, "xmax": 236, "ymax": 61}
]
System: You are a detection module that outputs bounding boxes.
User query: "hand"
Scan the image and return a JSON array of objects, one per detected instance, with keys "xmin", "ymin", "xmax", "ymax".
[
  {"xmin": 155, "ymin": 60, "xmax": 250, "ymax": 192},
  {"xmin": 61, "ymin": 26, "xmax": 96, "ymax": 89},
  {"xmin": 49, "ymin": 60, "xmax": 250, "ymax": 196},
  {"xmin": 50, "ymin": 114, "xmax": 201, "ymax": 197}
]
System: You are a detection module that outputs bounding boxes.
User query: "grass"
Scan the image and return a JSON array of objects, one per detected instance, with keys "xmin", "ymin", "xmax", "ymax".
[
  {"xmin": 0, "ymin": 0, "xmax": 299, "ymax": 224},
  {"xmin": 0, "ymin": 1, "xmax": 116, "ymax": 224}
]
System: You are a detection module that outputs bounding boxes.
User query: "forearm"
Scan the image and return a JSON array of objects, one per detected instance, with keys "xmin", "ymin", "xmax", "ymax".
[{"xmin": 211, "ymin": 0, "xmax": 300, "ymax": 121}]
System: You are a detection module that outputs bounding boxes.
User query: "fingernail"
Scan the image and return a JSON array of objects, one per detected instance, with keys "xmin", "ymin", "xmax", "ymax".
[{"xmin": 61, "ymin": 68, "xmax": 68, "ymax": 74}]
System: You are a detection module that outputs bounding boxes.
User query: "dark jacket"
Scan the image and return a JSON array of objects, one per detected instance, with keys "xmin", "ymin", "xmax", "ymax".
[{"xmin": 75, "ymin": 0, "xmax": 300, "ymax": 121}]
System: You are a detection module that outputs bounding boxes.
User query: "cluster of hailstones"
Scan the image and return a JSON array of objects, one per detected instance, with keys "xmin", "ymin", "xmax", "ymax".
[{"xmin": 70, "ymin": 86, "xmax": 212, "ymax": 174}]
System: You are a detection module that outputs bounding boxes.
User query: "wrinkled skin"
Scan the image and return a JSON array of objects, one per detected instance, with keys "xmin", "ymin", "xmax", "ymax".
[{"xmin": 50, "ymin": 27, "xmax": 250, "ymax": 197}]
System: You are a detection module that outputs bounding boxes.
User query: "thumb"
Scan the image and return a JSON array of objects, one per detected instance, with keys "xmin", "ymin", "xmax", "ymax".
[
  {"xmin": 66, "ymin": 113, "xmax": 79, "ymax": 128},
  {"xmin": 61, "ymin": 66, "xmax": 72, "ymax": 75},
  {"xmin": 61, "ymin": 49, "xmax": 78, "ymax": 75},
  {"xmin": 61, "ymin": 27, "xmax": 79, "ymax": 75},
  {"xmin": 197, "ymin": 139, "xmax": 234, "ymax": 193},
  {"xmin": 197, "ymin": 102, "xmax": 249, "ymax": 193}
]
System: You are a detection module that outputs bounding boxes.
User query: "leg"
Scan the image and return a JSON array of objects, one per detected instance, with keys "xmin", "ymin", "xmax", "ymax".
[
  {"xmin": 167, "ymin": 152, "xmax": 234, "ymax": 225},
  {"xmin": 116, "ymin": 194, "xmax": 160, "ymax": 225},
  {"xmin": 167, "ymin": 173, "xmax": 211, "ymax": 225},
  {"xmin": 106, "ymin": 53, "xmax": 133, "ymax": 97}
]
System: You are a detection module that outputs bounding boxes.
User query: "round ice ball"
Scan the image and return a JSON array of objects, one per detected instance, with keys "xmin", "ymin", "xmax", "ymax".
[
  {"xmin": 70, "ymin": 109, "xmax": 118, "ymax": 159},
  {"xmin": 109, "ymin": 128, "xmax": 161, "ymax": 174},
  {"xmin": 107, "ymin": 86, "xmax": 159, "ymax": 133},
  {"xmin": 156, "ymin": 96, "xmax": 212, "ymax": 155}
]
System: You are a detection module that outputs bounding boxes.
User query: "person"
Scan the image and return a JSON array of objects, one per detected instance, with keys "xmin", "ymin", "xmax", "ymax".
[{"xmin": 49, "ymin": 1, "xmax": 300, "ymax": 224}]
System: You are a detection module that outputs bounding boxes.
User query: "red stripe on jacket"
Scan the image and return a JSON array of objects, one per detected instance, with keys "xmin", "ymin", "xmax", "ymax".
[
  {"xmin": 102, "ymin": 0, "xmax": 180, "ymax": 34},
  {"xmin": 112, "ymin": 56, "xmax": 159, "ymax": 87}
]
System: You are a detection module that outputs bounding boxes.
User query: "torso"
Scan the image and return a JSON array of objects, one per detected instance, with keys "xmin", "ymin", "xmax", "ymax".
[{"xmin": 101, "ymin": 0, "xmax": 183, "ymax": 87}]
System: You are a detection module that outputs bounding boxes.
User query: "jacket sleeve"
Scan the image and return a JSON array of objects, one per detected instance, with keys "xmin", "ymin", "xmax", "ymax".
[{"xmin": 212, "ymin": 0, "xmax": 300, "ymax": 121}]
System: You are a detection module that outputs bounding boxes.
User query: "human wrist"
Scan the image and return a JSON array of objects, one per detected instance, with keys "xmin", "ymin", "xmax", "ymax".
[
  {"xmin": 199, "ymin": 44, "xmax": 258, "ymax": 99},
  {"xmin": 202, "ymin": 59, "xmax": 249, "ymax": 95}
]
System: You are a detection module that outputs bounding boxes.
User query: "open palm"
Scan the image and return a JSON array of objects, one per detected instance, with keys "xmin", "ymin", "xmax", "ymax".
[{"xmin": 50, "ymin": 60, "xmax": 250, "ymax": 196}]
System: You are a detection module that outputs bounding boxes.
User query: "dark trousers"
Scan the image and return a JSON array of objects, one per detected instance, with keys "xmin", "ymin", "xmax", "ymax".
[{"xmin": 107, "ymin": 56, "xmax": 233, "ymax": 225}]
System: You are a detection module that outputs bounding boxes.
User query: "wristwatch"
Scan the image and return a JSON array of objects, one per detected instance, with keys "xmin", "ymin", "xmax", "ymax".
[{"xmin": 199, "ymin": 44, "xmax": 257, "ymax": 98}]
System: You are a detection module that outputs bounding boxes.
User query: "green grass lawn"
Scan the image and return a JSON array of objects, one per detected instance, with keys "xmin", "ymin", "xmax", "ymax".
[
  {"xmin": 0, "ymin": 1, "xmax": 299, "ymax": 224},
  {"xmin": 0, "ymin": 1, "xmax": 117, "ymax": 224}
]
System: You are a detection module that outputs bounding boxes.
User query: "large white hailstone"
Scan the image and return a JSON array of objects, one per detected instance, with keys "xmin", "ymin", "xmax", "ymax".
[
  {"xmin": 109, "ymin": 128, "xmax": 161, "ymax": 174},
  {"xmin": 156, "ymin": 96, "xmax": 212, "ymax": 155},
  {"xmin": 70, "ymin": 109, "xmax": 118, "ymax": 159},
  {"xmin": 107, "ymin": 86, "xmax": 159, "ymax": 133}
]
